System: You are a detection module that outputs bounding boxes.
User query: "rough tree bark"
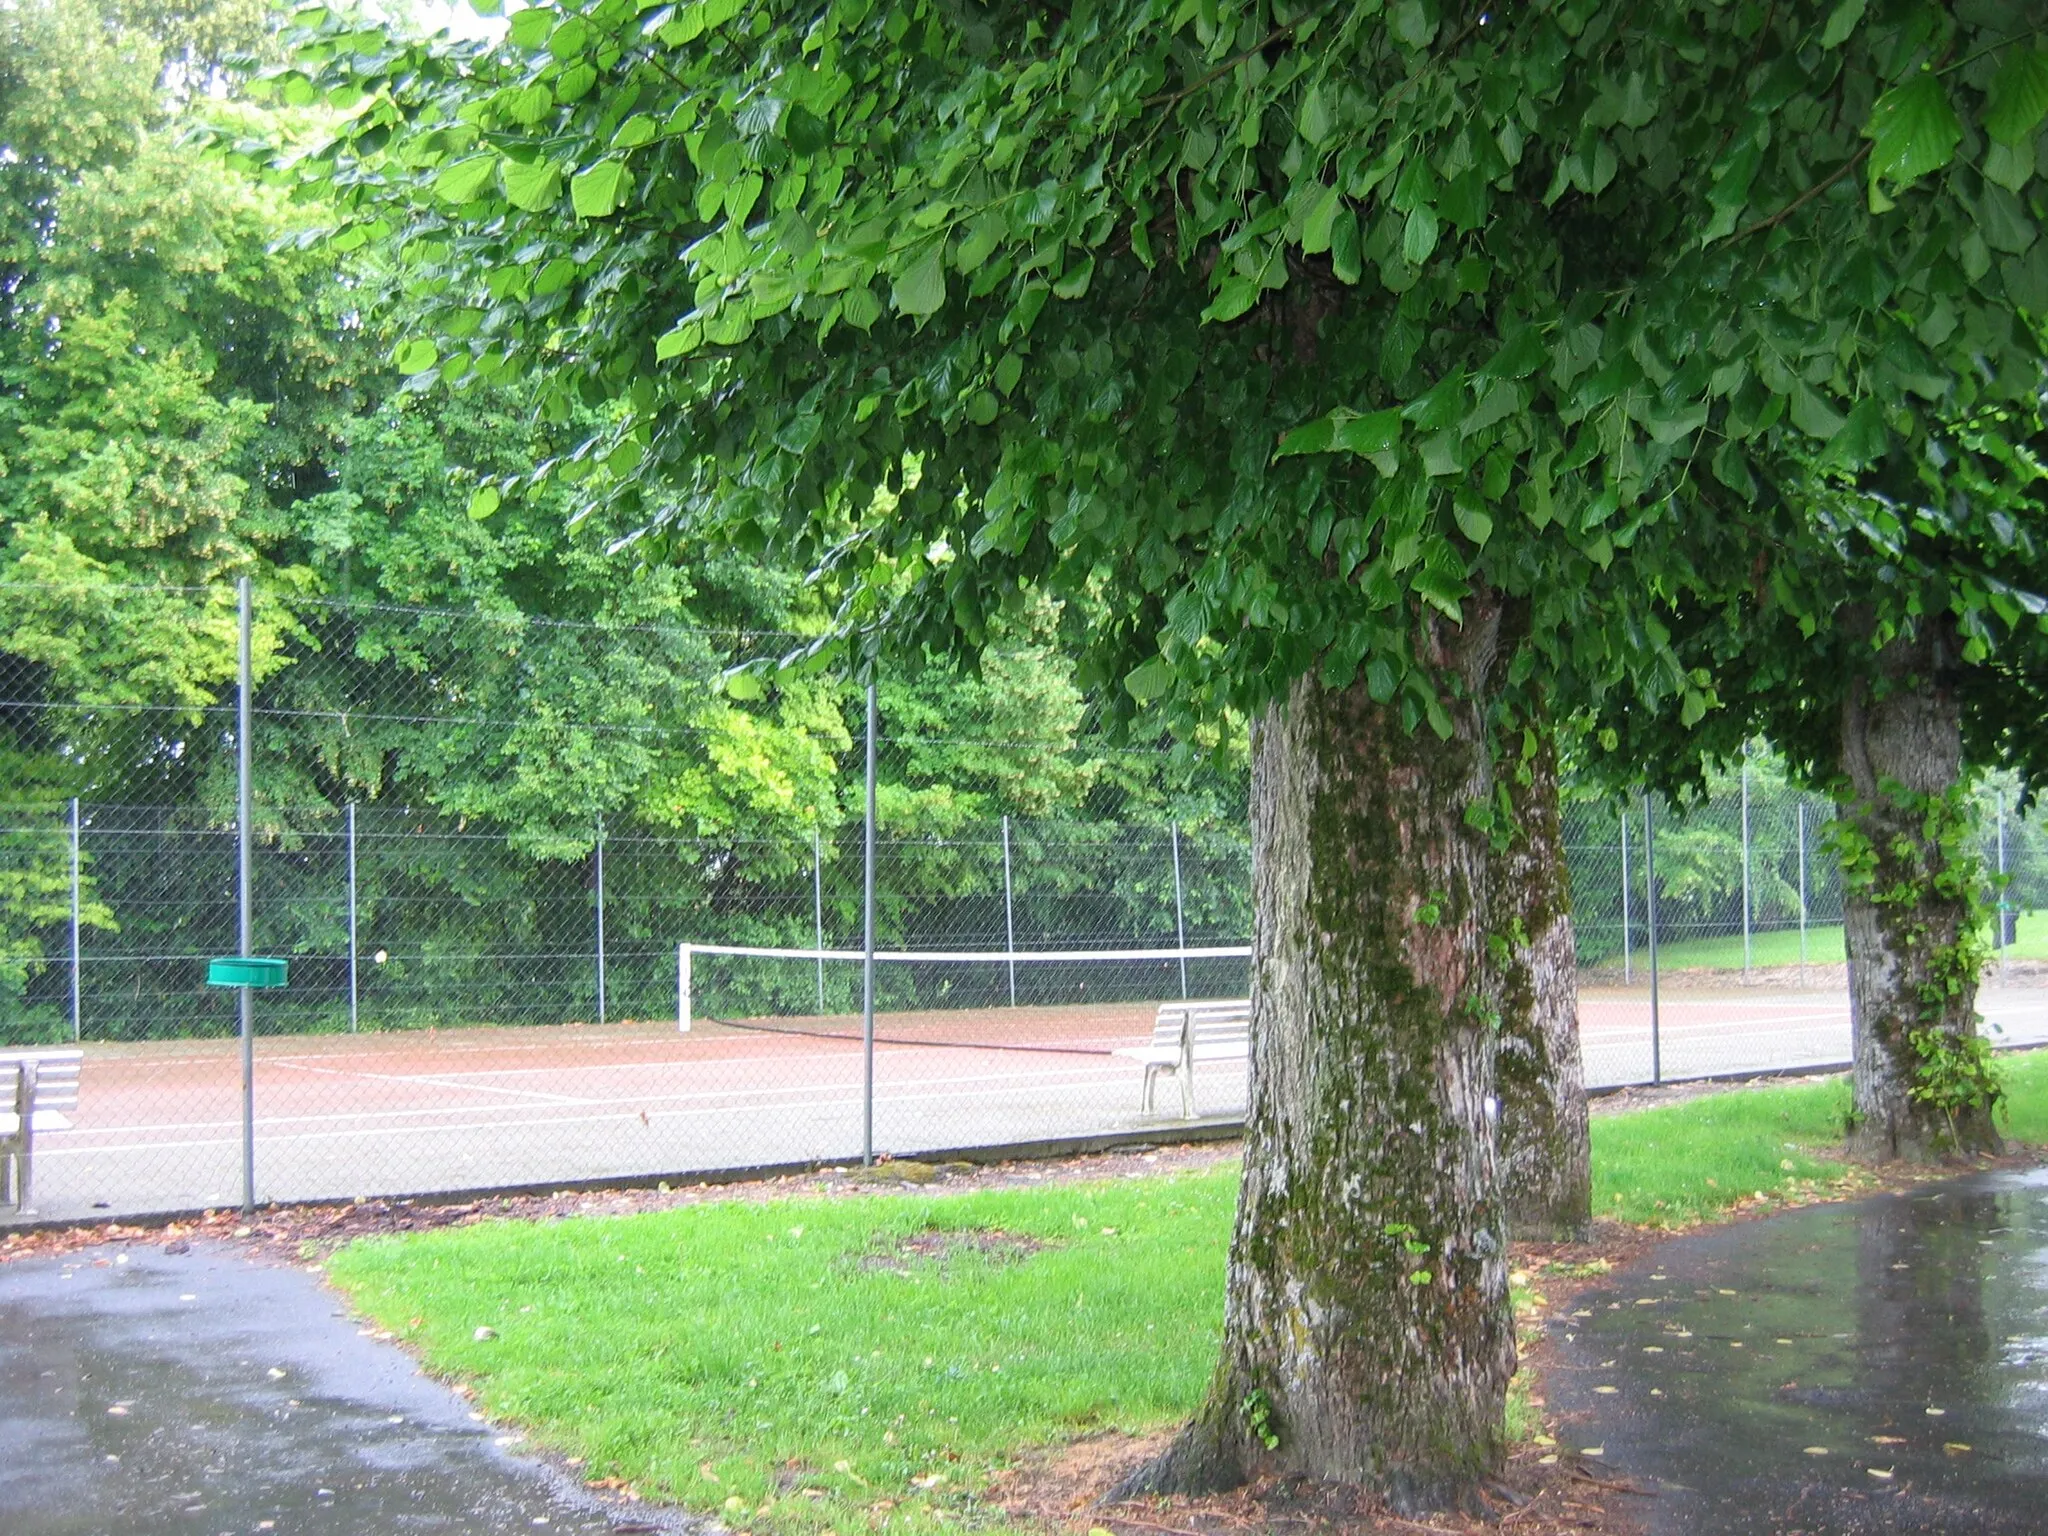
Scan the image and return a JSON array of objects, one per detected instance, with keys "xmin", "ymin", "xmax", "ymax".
[
  {"xmin": 1123, "ymin": 603, "xmax": 1514, "ymax": 1514},
  {"xmin": 1838, "ymin": 617, "xmax": 2002, "ymax": 1160},
  {"xmin": 1493, "ymin": 730, "xmax": 1592, "ymax": 1242}
]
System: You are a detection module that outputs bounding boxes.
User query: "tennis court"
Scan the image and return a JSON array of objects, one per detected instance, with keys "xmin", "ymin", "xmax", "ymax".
[{"xmin": 18, "ymin": 976, "xmax": 2048, "ymax": 1224}]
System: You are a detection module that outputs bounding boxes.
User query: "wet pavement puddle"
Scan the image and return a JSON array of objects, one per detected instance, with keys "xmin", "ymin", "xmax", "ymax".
[
  {"xmin": 1548, "ymin": 1167, "xmax": 2048, "ymax": 1533},
  {"xmin": 0, "ymin": 1242, "xmax": 693, "ymax": 1534}
]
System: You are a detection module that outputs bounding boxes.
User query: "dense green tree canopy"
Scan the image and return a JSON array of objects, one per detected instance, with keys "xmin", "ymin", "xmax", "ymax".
[{"xmin": 281, "ymin": 0, "xmax": 2048, "ymax": 747}]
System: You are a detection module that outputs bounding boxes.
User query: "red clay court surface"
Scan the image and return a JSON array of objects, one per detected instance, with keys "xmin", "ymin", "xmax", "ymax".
[{"xmin": 15, "ymin": 980, "xmax": 2048, "ymax": 1223}]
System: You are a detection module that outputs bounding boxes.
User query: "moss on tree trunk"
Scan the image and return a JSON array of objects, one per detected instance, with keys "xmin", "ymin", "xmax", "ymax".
[
  {"xmin": 1493, "ymin": 729, "xmax": 1592, "ymax": 1241},
  {"xmin": 1838, "ymin": 619, "xmax": 2002, "ymax": 1161},
  {"xmin": 1124, "ymin": 608, "xmax": 1513, "ymax": 1514}
]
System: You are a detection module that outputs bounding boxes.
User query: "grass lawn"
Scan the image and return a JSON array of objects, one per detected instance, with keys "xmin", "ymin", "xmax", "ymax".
[
  {"xmin": 326, "ymin": 1048, "xmax": 2048, "ymax": 1532},
  {"xmin": 1614, "ymin": 909, "xmax": 2048, "ymax": 973}
]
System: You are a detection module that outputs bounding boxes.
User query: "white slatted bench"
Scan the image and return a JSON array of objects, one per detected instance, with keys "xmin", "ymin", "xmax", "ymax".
[
  {"xmin": 1, "ymin": 1049, "xmax": 82, "ymax": 1214},
  {"xmin": 1114, "ymin": 1000, "xmax": 1249, "ymax": 1119}
]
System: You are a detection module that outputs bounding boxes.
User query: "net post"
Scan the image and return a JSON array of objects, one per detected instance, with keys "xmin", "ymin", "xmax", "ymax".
[
  {"xmin": 1002, "ymin": 815, "xmax": 1016, "ymax": 1007},
  {"xmin": 237, "ymin": 575, "xmax": 256, "ymax": 1217},
  {"xmin": 1171, "ymin": 823, "xmax": 1188, "ymax": 1000},
  {"xmin": 862, "ymin": 681, "xmax": 877, "ymax": 1167},
  {"xmin": 1645, "ymin": 792, "xmax": 1661, "ymax": 1087},
  {"xmin": 677, "ymin": 943, "xmax": 692, "ymax": 1033},
  {"xmin": 69, "ymin": 796, "xmax": 81, "ymax": 1043}
]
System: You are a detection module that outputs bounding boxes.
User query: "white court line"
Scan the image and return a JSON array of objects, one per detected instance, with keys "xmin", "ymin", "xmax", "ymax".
[
  {"xmin": 48, "ymin": 1059, "xmax": 1147, "ymax": 1145},
  {"xmin": 38, "ymin": 1064, "xmax": 1198, "ymax": 1160},
  {"xmin": 270, "ymin": 1059, "xmax": 592, "ymax": 1105}
]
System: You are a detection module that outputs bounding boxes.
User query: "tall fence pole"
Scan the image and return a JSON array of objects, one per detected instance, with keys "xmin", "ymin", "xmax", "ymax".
[
  {"xmin": 1171, "ymin": 822, "xmax": 1189, "ymax": 1000},
  {"xmin": 1796, "ymin": 799, "xmax": 1809, "ymax": 988},
  {"xmin": 861, "ymin": 681, "xmax": 878, "ymax": 1167},
  {"xmin": 237, "ymin": 576, "xmax": 256, "ymax": 1217},
  {"xmin": 1001, "ymin": 814, "xmax": 1017, "ymax": 1007},
  {"xmin": 1645, "ymin": 793, "xmax": 1662, "ymax": 1087},
  {"xmin": 594, "ymin": 812, "xmax": 607, "ymax": 1026},
  {"xmin": 814, "ymin": 824, "xmax": 827, "ymax": 1013},
  {"xmin": 68, "ymin": 797, "xmax": 81, "ymax": 1042},
  {"xmin": 346, "ymin": 802, "xmax": 359, "ymax": 1033},
  {"xmin": 1990, "ymin": 794, "xmax": 2007, "ymax": 974},
  {"xmin": 1619, "ymin": 803, "xmax": 1632, "ymax": 984},
  {"xmin": 1740, "ymin": 750, "xmax": 1752, "ymax": 977}
]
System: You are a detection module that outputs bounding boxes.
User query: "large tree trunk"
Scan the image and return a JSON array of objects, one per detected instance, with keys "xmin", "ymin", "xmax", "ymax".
[
  {"xmin": 1494, "ymin": 730, "xmax": 1592, "ymax": 1242},
  {"xmin": 1126, "ymin": 609, "xmax": 1513, "ymax": 1514},
  {"xmin": 1838, "ymin": 618, "xmax": 2002, "ymax": 1160}
]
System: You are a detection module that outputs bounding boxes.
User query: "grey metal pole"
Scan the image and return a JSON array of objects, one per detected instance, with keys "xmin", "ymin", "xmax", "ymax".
[
  {"xmin": 1171, "ymin": 822, "xmax": 1188, "ymax": 1000},
  {"xmin": 1998, "ymin": 791, "xmax": 2010, "ymax": 969},
  {"xmin": 346, "ymin": 802, "xmax": 359, "ymax": 1033},
  {"xmin": 69, "ymin": 797, "xmax": 81, "ymax": 1042},
  {"xmin": 1740, "ymin": 751, "xmax": 1752, "ymax": 977},
  {"xmin": 1619, "ymin": 803, "xmax": 1632, "ymax": 984},
  {"xmin": 1645, "ymin": 794, "xmax": 1662, "ymax": 1087},
  {"xmin": 814, "ymin": 824, "xmax": 827, "ymax": 1013},
  {"xmin": 1797, "ymin": 799, "xmax": 1809, "ymax": 988},
  {"xmin": 237, "ymin": 576, "xmax": 255, "ymax": 1216},
  {"xmin": 594, "ymin": 812, "xmax": 607, "ymax": 1026},
  {"xmin": 862, "ymin": 681, "xmax": 877, "ymax": 1167},
  {"xmin": 1001, "ymin": 814, "xmax": 1016, "ymax": 1007}
]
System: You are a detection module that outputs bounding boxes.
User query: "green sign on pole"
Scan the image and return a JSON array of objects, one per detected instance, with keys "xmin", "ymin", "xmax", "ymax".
[{"xmin": 206, "ymin": 956, "xmax": 289, "ymax": 989}]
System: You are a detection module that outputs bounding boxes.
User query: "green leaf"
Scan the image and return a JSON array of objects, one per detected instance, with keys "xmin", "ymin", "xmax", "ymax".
[
  {"xmin": 506, "ymin": 7, "xmax": 553, "ymax": 48},
  {"xmin": 1789, "ymin": 383, "xmax": 1847, "ymax": 441},
  {"xmin": 1829, "ymin": 397, "xmax": 1888, "ymax": 468},
  {"xmin": 1203, "ymin": 275, "xmax": 1260, "ymax": 324},
  {"xmin": 1329, "ymin": 209, "xmax": 1362, "ymax": 284},
  {"xmin": 1452, "ymin": 496, "xmax": 1493, "ymax": 547},
  {"xmin": 1985, "ymin": 137, "xmax": 2036, "ymax": 194},
  {"xmin": 1300, "ymin": 84, "xmax": 1333, "ymax": 145},
  {"xmin": 1333, "ymin": 409, "xmax": 1403, "ymax": 456},
  {"xmin": 571, "ymin": 160, "xmax": 627, "ymax": 219},
  {"xmin": 1864, "ymin": 75, "xmax": 1963, "ymax": 194},
  {"xmin": 466, "ymin": 486, "xmax": 501, "ymax": 521},
  {"xmin": 1986, "ymin": 47, "xmax": 2048, "ymax": 146},
  {"xmin": 841, "ymin": 286, "xmax": 883, "ymax": 330},
  {"xmin": 890, "ymin": 246, "xmax": 948, "ymax": 316},
  {"xmin": 1402, "ymin": 205, "xmax": 1440, "ymax": 266},
  {"xmin": 1275, "ymin": 415, "xmax": 1335, "ymax": 457},
  {"xmin": 612, "ymin": 115, "xmax": 657, "ymax": 150},
  {"xmin": 1819, "ymin": 0, "xmax": 1864, "ymax": 48},
  {"xmin": 392, "ymin": 338, "xmax": 438, "ymax": 374},
  {"xmin": 1052, "ymin": 256, "xmax": 1095, "ymax": 299},
  {"xmin": 1124, "ymin": 657, "xmax": 1174, "ymax": 702},
  {"xmin": 502, "ymin": 158, "xmax": 562, "ymax": 211},
  {"xmin": 434, "ymin": 156, "xmax": 498, "ymax": 204},
  {"xmin": 1301, "ymin": 184, "xmax": 1343, "ymax": 255},
  {"xmin": 993, "ymin": 353, "xmax": 1023, "ymax": 395}
]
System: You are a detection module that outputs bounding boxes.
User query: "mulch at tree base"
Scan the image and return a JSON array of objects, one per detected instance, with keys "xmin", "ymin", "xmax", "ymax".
[{"xmin": 989, "ymin": 1429, "xmax": 1648, "ymax": 1536}]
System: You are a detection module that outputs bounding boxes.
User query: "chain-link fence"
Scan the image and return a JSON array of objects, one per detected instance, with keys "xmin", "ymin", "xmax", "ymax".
[{"xmin": 4, "ymin": 579, "xmax": 2046, "ymax": 1222}]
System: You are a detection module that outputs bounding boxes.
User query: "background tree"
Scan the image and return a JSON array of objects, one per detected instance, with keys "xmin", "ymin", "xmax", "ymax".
[{"xmin": 282, "ymin": 0, "xmax": 2043, "ymax": 1508}]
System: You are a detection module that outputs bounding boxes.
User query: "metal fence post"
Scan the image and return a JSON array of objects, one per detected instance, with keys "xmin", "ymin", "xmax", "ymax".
[
  {"xmin": 1001, "ymin": 814, "xmax": 1017, "ymax": 1006},
  {"xmin": 69, "ymin": 796, "xmax": 81, "ymax": 1042},
  {"xmin": 1171, "ymin": 822, "xmax": 1189, "ymax": 1000},
  {"xmin": 594, "ymin": 811, "xmax": 607, "ymax": 1026},
  {"xmin": 1796, "ymin": 799, "xmax": 1809, "ymax": 988},
  {"xmin": 346, "ymin": 802, "xmax": 359, "ymax": 1034},
  {"xmin": 237, "ymin": 576, "xmax": 255, "ymax": 1216},
  {"xmin": 1998, "ymin": 790, "xmax": 2010, "ymax": 969},
  {"xmin": 862, "ymin": 681, "xmax": 877, "ymax": 1167},
  {"xmin": 814, "ymin": 824, "xmax": 827, "ymax": 1013},
  {"xmin": 1740, "ymin": 749, "xmax": 1752, "ymax": 977},
  {"xmin": 1619, "ymin": 801, "xmax": 1632, "ymax": 984},
  {"xmin": 1645, "ymin": 793, "xmax": 1662, "ymax": 1087}
]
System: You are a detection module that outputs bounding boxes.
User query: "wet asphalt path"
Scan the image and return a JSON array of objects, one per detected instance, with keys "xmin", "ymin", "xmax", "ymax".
[
  {"xmin": 1548, "ymin": 1168, "xmax": 2048, "ymax": 1534},
  {"xmin": 0, "ymin": 1242, "xmax": 692, "ymax": 1535}
]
